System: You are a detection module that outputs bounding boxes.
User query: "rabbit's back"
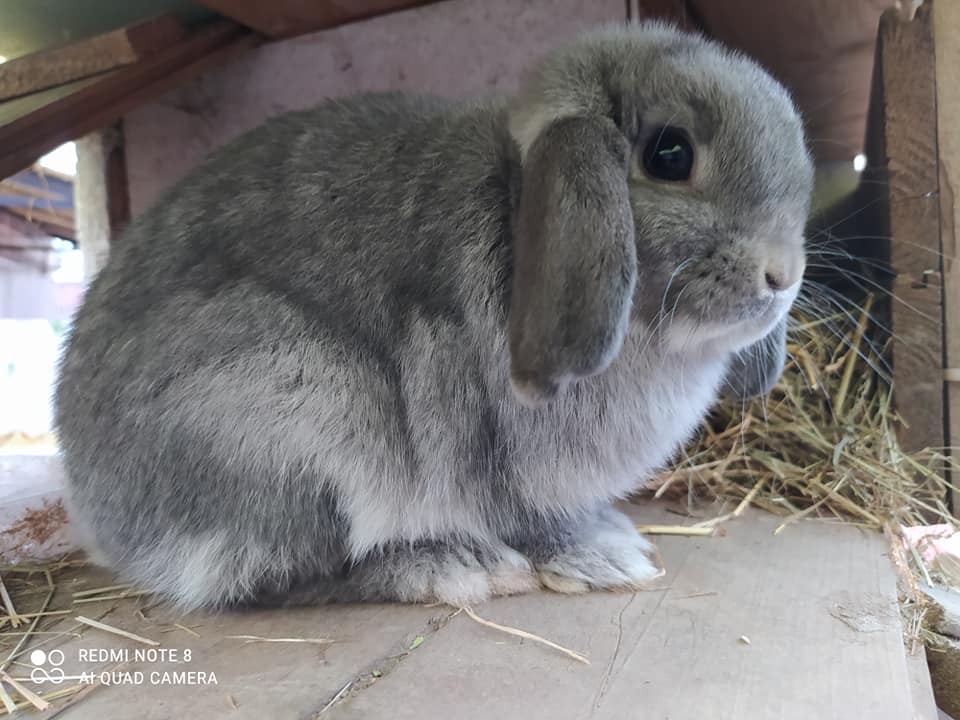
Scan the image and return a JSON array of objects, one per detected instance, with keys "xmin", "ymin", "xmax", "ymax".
[{"xmin": 94, "ymin": 93, "xmax": 516, "ymax": 332}]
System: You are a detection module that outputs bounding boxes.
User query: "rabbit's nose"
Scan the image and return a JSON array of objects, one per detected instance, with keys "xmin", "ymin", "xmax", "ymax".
[
  {"xmin": 764, "ymin": 270, "xmax": 787, "ymax": 291},
  {"xmin": 762, "ymin": 256, "xmax": 804, "ymax": 293}
]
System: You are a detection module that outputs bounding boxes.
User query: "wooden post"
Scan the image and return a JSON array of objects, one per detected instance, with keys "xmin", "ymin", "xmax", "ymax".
[
  {"xmin": 860, "ymin": 5, "xmax": 946, "ymax": 466},
  {"xmin": 75, "ymin": 124, "xmax": 129, "ymax": 279},
  {"xmin": 933, "ymin": 0, "xmax": 960, "ymax": 512}
]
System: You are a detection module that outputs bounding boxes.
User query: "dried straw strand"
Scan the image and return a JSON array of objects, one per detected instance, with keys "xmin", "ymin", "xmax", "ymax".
[
  {"xmin": 0, "ymin": 670, "xmax": 50, "ymax": 710},
  {"xmin": 461, "ymin": 606, "xmax": 590, "ymax": 665},
  {"xmin": 74, "ymin": 616, "xmax": 159, "ymax": 646},
  {"xmin": 0, "ymin": 581, "xmax": 21, "ymax": 629},
  {"xmin": 635, "ymin": 525, "xmax": 714, "ymax": 536}
]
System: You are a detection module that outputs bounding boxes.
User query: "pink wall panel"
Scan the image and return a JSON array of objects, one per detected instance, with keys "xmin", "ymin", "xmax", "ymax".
[{"xmin": 124, "ymin": 0, "xmax": 626, "ymax": 215}]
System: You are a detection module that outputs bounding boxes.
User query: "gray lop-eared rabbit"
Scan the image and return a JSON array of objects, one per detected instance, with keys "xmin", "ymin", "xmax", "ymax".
[{"xmin": 56, "ymin": 23, "xmax": 812, "ymax": 610}]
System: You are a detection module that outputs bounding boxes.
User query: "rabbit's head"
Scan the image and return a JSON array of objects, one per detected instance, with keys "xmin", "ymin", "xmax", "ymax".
[{"xmin": 507, "ymin": 23, "xmax": 813, "ymax": 406}]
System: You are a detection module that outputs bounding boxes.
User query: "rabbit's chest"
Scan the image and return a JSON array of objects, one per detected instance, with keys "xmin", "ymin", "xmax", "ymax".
[
  {"xmin": 509, "ymin": 350, "xmax": 726, "ymax": 513},
  {"xmin": 605, "ymin": 358, "xmax": 722, "ymax": 471}
]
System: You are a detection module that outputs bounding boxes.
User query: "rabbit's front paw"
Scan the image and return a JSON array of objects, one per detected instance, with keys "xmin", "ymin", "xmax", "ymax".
[{"xmin": 535, "ymin": 510, "xmax": 664, "ymax": 593}]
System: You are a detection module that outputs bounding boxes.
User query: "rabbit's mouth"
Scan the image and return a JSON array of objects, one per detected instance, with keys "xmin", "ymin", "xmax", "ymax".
[
  {"xmin": 662, "ymin": 308, "xmax": 777, "ymax": 355},
  {"xmin": 660, "ymin": 281, "xmax": 798, "ymax": 355}
]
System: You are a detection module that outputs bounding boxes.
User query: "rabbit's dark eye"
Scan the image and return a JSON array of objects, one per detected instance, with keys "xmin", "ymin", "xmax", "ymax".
[{"xmin": 643, "ymin": 127, "xmax": 694, "ymax": 182}]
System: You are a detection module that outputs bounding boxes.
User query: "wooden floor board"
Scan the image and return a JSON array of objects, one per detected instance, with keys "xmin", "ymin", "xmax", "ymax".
[{"xmin": 29, "ymin": 503, "xmax": 934, "ymax": 719}]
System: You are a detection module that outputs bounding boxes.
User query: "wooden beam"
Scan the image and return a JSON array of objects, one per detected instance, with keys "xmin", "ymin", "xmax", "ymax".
[
  {"xmin": 0, "ymin": 20, "xmax": 259, "ymax": 181},
  {"xmin": 3, "ymin": 206, "xmax": 73, "ymax": 226},
  {"xmin": 196, "ymin": 0, "xmax": 442, "ymax": 39},
  {"xmin": 0, "ymin": 178, "xmax": 63, "ymax": 203},
  {"xmin": 934, "ymin": 0, "xmax": 960, "ymax": 513},
  {"xmin": 1, "ymin": 206, "xmax": 74, "ymax": 241},
  {"xmin": 0, "ymin": 15, "xmax": 186, "ymax": 103},
  {"xmin": 860, "ymin": 6, "xmax": 944, "ymax": 460}
]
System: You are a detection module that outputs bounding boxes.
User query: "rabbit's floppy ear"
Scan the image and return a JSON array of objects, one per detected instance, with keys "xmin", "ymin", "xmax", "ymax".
[
  {"xmin": 508, "ymin": 115, "xmax": 636, "ymax": 406},
  {"xmin": 721, "ymin": 316, "xmax": 788, "ymax": 401}
]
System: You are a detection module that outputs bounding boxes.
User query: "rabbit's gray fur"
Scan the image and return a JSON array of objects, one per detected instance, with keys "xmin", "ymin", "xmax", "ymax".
[{"xmin": 56, "ymin": 23, "xmax": 812, "ymax": 609}]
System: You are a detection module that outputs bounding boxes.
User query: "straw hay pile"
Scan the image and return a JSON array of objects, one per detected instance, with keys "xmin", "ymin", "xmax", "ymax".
[
  {"xmin": 651, "ymin": 293, "xmax": 957, "ymax": 533},
  {"xmin": 0, "ymin": 557, "xmax": 126, "ymax": 712}
]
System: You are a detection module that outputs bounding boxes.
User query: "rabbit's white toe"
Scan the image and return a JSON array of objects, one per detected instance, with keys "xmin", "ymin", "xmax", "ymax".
[
  {"xmin": 486, "ymin": 546, "xmax": 540, "ymax": 597},
  {"xmin": 428, "ymin": 545, "xmax": 538, "ymax": 607},
  {"xmin": 536, "ymin": 515, "xmax": 663, "ymax": 593}
]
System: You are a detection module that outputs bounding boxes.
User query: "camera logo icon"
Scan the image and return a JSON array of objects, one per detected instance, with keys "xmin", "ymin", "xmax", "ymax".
[{"xmin": 29, "ymin": 649, "xmax": 66, "ymax": 685}]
